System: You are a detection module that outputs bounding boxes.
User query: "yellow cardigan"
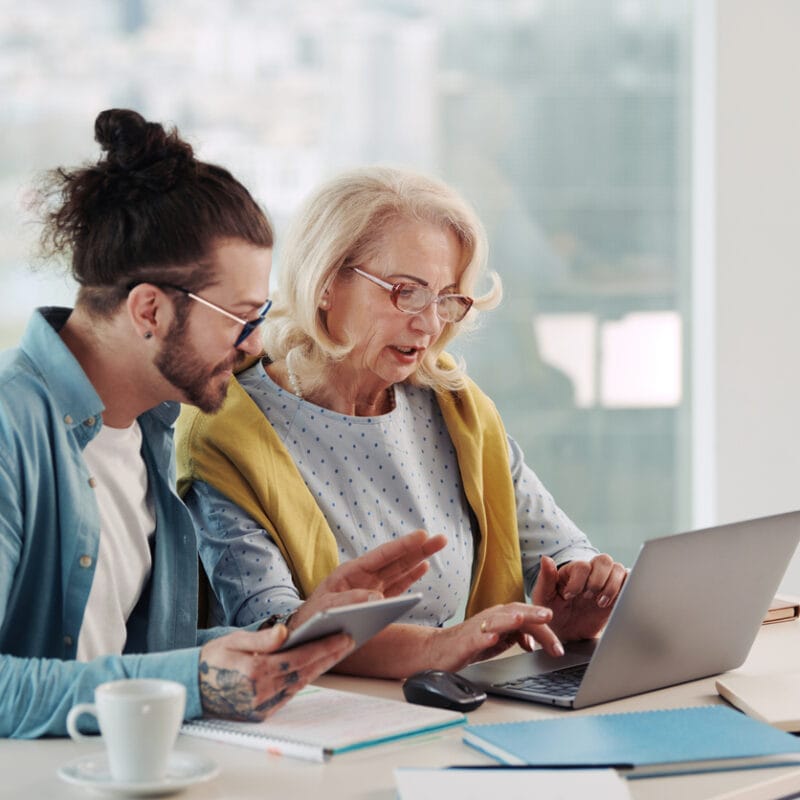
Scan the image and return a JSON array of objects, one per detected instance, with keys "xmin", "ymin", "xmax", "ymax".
[{"xmin": 176, "ymin": 363, "xmax": 525, "ymax": 618}]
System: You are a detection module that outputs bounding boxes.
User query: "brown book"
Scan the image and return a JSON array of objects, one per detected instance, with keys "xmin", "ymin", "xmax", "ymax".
[
  {"xmin": 717, "ymin": 672, "xmax": 800, "ymax": 731},
  {"xmin": 762, "ymin": 593, "xmax": 800, "ymax": 624}
]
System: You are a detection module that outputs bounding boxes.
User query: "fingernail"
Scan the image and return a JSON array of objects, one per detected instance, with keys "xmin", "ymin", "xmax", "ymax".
[
  {"xmin": 535, "ymin": 608, "xmax": 549, "ymax": 619},
  {"xmin": 582, "ymin": 590, "xmax": 594, "ymax": 600},
  {"xmin": 554, "ymin": 642, "xmax": 565, "ymax": 657},
  {"xmin": 367, "ymin": 592, "xmax": 382, "ymax": 601},
  {"xmin": 598, "ymin": 595, "xmax": 609, "ymax": 608},
  {"xmin": 562, "ymin": 591, "xmax": 574, "ymax": 600}
]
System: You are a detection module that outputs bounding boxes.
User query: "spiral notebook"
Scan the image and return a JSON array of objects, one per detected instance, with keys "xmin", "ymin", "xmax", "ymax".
[
  {"xmin": 181, "ymin": 685, "xmax": 465, "ymax": 762},
  {"xmin": 462, "ymin": 706, "xmax": 800, "ymax": 779}
]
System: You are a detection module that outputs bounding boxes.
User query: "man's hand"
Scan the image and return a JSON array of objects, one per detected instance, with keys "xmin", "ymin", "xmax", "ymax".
[
  {"xmin": 532, "ymin": 554, "xmax": 627, "ymax": 642},
  {"xmin": 288, "ymin": 529, "xmax": 447, "ymax": 631},
  {"xmin": 198, "ymin": 625, "xmax": 354, "ymax": 721}
]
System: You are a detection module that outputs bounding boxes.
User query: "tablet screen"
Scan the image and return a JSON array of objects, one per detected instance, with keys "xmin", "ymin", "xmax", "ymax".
[{"xmin": 277, "ymin": 593, "xmax": 422, "ymax": 652}]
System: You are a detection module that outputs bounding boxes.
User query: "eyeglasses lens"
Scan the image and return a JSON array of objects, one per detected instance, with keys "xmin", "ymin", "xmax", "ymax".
[
  {"xmin": 393, "ymin": 285, "xmax": 470, "ymax": 323},
  {"xmin": 234, "ymin": 299, "xmax": 272, "ymax": 346}
]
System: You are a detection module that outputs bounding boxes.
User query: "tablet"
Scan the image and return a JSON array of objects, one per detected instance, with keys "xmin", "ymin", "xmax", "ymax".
[{"xmin": 277, "ymin": 593, "xmax": 422, "ymax": 652}]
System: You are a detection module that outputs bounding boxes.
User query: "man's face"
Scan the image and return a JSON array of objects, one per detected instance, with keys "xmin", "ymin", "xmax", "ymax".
[{"xmin": 155, "ymin": 238, "xmax": 272, "ymax": 413}]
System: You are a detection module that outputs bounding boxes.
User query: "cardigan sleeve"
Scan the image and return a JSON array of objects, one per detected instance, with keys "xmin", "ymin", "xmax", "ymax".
[
  {"xmin": 508, "ymin": 435, "xmax": 598, "ymax": 596},
  {"xmin": 185, "ymin": 479, "xmax": 304, "ymax": 627}
]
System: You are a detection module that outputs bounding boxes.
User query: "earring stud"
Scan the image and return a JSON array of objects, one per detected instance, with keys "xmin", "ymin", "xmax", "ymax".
[{"xmin": 144, "ymin": 331, "xmax": 153, "ymax": 340}]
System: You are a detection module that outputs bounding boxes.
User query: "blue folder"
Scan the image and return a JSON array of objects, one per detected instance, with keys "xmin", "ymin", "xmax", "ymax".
[{"xmin": 463, "ymin": 705, "xmax": 800, "ymax": 778}]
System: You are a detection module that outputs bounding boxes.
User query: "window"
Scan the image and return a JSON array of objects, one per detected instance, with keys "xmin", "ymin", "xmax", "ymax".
[{"xmin": 0, "ymin": 0, "xmax": 693, "ymax": 563}]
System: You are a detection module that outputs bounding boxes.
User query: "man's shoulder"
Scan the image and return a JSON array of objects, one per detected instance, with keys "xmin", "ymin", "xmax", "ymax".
[
  {"xmin": 0, "ymin": 355, "xmax": 57, "ymax": 436},
  {"xmin": 0, "ymin": 362, "xmax": 57, "ymax": 480},
  {"xmin": 0, "ymin": 346, "xmax": 48, "ymax": 408},
  {"xmin": 0, "ymin": 309, "xmax": 65, "ymax": 395}
]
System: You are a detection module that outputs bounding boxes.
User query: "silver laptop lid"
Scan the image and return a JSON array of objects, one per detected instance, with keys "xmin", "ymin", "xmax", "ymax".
[
  {"xmin": 574, "ymin": 510, "xmax": 800, "ymax": 707},
  {"xmin": 459, "ymin": 510, "xmax": 800, "ymax": 709}
]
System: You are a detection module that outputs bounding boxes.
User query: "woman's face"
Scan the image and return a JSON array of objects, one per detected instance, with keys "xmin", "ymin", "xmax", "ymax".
[{"xmin": 324, "ymin": 219, "xmax": 462, "ymax": 390}]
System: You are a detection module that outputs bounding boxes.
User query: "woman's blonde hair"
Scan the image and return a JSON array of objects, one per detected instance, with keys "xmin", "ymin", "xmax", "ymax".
[{"xmin": 262, "ymin": 166, "xmax": 502, "ymax": 393}]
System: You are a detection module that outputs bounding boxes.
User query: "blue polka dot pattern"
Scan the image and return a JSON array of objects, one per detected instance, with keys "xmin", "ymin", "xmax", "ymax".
[{"xmin": 184, "ymin": 361, "xmax": 598, "ymax": 628}]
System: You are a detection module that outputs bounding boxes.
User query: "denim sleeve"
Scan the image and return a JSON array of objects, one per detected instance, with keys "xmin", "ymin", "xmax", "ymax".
[
  {"xmin": 184, "ymin": 481, "xmax": 303, "ymax": 627},
  {"xmin": 0, "ymin": 447, "xmax": 23, "ymax": 629},
  {"xmin": 509, "ymin": 435, "xmax": 599, "ymax": 597},
  {"xmin": 0, "ymin": 447, "xmax": 206, "ymax": 738},
  {"xmin": 0, "ymin": 648, "xmax": 203, "ymax": 739}
]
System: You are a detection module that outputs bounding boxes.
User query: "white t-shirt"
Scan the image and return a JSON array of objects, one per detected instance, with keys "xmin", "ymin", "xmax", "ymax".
[{"xmin": 77, "ymin": 421, "xmax": 155, "ymax": 661}]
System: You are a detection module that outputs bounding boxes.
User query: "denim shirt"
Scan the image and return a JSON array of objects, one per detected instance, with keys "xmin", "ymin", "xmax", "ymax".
[{"xmin": 0, "ymin": 308, "xmax": 218, "ymax": 737}]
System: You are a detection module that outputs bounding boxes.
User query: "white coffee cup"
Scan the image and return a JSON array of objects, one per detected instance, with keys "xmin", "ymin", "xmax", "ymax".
[{"xmin": 66, "ymin": 678, "xmax": 186, "ymax": 784}]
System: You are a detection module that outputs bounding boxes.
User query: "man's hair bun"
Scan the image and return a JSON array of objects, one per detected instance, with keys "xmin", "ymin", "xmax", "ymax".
[
  {"xmin": 36, "ymin": 107, "xmax": 273, "ymax": 314},
  {"xmin": 94, "ymin": 108, "xmax": 194, "ymax": 194}
]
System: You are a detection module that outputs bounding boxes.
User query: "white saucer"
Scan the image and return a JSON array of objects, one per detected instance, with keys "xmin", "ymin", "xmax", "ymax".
[{"xmin": 57, "ymin": 750, "xmax": 219, "ymax": 796}]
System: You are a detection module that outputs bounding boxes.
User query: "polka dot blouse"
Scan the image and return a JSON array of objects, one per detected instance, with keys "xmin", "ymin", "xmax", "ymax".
[{"xmin": 184, "ymin": 361, "xmax": 598, "ymax": 628}]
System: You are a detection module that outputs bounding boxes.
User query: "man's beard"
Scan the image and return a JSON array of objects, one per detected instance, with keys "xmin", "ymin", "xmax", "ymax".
[{"xmin": 154, "ymin": 314, "xmax": 236, "ymax": 413}]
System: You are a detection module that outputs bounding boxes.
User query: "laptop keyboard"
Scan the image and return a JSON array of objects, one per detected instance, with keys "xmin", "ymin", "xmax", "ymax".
[{"xmin": 495, "ymin": 662, "xmax": 588, "ymax": 698}]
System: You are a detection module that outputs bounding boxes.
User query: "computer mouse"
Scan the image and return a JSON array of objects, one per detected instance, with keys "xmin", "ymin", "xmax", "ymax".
[{"xmin": 402, "ymin": 669, "xmax": 487, "ymax": 712}]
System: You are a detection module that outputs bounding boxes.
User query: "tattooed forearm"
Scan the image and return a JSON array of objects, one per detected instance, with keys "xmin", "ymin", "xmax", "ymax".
[
  {"xmin": 198, "ymin": 660, "xmax": 294, "ymax": 722},
  {"xmin": 199, "ymin": 660, "xmax": 260, "ymax": 720}
]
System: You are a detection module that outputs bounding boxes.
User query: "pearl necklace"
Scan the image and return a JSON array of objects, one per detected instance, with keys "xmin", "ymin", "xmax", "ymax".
[
  {"xmin": 285, "ymin": 354, "xmax": 304, "ymax": 399},
  {"xmin": 285, "ymin": 353, "xmax": 396, "ymax": 414}
]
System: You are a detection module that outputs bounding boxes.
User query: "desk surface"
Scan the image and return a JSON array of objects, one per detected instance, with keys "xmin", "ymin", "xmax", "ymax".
[{"xmin": 3, "ymin": 622, "xmax": 800, "ymax": 800}]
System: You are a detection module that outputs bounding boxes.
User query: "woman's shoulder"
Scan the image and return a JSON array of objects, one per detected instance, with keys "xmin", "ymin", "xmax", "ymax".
[
  {"xmin": 177, "ymin": 371, "xmax": 269, "ymax": 448},
  {"xmin": 431, "ymin": 353, "xmax": 488, "ymax": 401}
]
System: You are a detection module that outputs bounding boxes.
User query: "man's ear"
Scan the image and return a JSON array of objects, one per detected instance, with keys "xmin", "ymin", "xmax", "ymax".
[{"xmin": 126, "ymin": 284, "xmax": 167, "ymax": 340}]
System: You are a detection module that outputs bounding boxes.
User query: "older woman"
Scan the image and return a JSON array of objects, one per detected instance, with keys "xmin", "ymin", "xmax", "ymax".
[{"xmin": 177, "ymin": 166, "xmax": 626, "ymax": 678}]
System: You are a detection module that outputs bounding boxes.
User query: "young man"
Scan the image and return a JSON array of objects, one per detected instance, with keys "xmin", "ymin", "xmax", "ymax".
[{"xmin": 0, "ymin": 109, "xmax": 444, "ymax": 737}]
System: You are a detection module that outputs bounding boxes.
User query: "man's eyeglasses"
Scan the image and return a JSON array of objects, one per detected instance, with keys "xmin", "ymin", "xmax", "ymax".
[
  {"xmin": 130, "ymin": 282, "xmax": 272, "ymax": 347},
  {"xmin": 350, "ymin": 267, "xmax": 473, "ymax": 323}
]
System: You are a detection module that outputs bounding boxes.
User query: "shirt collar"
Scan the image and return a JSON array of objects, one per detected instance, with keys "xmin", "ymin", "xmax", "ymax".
[
  {"xmin": 20, "ymin": 307, "xmax": 181, "ymax": 430},
  {"xmin": 20, "ymin": 307, "xmax": 105, "ymax": 429}
]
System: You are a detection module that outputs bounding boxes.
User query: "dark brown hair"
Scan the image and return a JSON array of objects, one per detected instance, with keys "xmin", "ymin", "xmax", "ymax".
[{"xmin": 38, "ymin": 109, "xmax": 273, "ymax": 314}]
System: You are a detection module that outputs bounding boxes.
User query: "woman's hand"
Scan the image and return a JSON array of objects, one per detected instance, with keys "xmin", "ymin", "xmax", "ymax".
[
  {"xmin": 425, "ymin": 602, "xmax": 564, "ymax": 673},
  {"xmin": 532, "ymin": 554, "xmax": 627, "ymax": 642},
  {"xmin": 330, "ymin": 600, "xmax": 565, "ymax": 678},
  {"xmin": 288, "ymin": 529, "xmax": 447, "ymax": 631}
]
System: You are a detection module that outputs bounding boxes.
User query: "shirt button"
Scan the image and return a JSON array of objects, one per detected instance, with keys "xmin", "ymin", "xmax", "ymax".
[
  {"xmin": 63, "ymin": 635, "xmax": 73, "ymax": 646},
  {"xmin": 88, "ymin": 477, "xmax": 97, "ymax": 488},
  {"xmin": 84, "ymin": 416, "xmax": 96, "ymax": 427},
  {"xmin": 79, "ymin": 555, "xmax": 92, "ymax": 568},
  {"xmin": 64, "ymin": 414, "xmax": 73, "ymax": 425}
]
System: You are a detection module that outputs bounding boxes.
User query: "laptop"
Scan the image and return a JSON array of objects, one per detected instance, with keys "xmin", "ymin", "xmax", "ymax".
[{"xmin": 458, "ymin": 510, "xmax": 800, "ymax": 709}]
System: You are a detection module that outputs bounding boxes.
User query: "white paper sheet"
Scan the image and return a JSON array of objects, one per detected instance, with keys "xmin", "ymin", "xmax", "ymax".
[{"xmin": 394, "ymin": 767, "xmax": 631, "ymax": 800}]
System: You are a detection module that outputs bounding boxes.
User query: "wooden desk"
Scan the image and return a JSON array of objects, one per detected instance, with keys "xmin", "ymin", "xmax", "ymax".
[{"xmin": 3, "ymin": 622, "xmax": 800, "ymax": 800}]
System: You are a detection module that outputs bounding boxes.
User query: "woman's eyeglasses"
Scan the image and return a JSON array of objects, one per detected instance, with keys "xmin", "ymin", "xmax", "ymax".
[{"xmin": 350, "ymin": 267, "xmax": 473, "ymax": 323}]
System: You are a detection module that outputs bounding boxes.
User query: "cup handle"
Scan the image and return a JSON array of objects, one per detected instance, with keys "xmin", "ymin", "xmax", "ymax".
[{"xmin": 66, "ymin": 703, "xmax": 98, "ymax": 741}]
